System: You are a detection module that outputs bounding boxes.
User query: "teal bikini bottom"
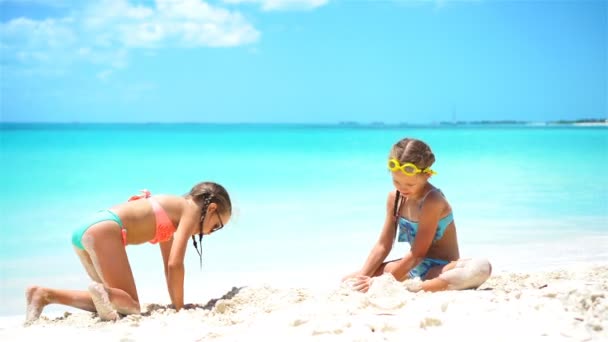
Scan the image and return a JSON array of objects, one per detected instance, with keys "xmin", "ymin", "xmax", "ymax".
[
  {"xmin": 409, "ymin": 258, "xmax": 450, "ymax": 279},
  {"xmin": 71, "ymin": 210, "xmax": 125, "ymax": 250}
]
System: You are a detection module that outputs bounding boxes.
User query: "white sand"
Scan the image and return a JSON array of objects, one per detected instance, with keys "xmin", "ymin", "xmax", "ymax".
[{"xmin": 1, "ymin": 264, "xmax": 606, "ymax": 341}]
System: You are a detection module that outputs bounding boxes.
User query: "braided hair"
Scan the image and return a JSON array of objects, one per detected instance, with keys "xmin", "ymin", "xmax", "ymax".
[
  {"xmin": 389, "ymin": 138, "xmax": 435, "ymax": 169},
  {"xmin": 187, "ymin": 182, "xmax": 232, "ymax": 269},
  {"xmin": 192, "ymin": 194, "xmax": 212, "ymax": 269},
  {"xmin": 392, "ymin": 189, "xmax": 402, "ymax": 246}
]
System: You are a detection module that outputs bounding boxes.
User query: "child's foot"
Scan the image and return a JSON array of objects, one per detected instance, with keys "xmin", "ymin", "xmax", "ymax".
[
  {"xmin": 25, "ymin": 286, "xmax": 49, "ymax": 324},
  {"xmin": 88, "ymin": 283, "xmax": 119, "ymax": 321}
]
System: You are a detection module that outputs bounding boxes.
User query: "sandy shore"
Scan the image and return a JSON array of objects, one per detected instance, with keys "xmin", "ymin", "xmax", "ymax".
[
  {"xmin": 572, "ymin": 122, "xmax": 607, "ymax": 127},
  {"xmin": 1, "ymin": 264, "xmax": 606, "ymax": 341}
]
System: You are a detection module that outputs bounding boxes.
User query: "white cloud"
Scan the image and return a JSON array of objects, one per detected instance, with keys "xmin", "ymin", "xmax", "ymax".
[
  {"xmin": 84, "ymin": 0, "xmax": 259, "ymax": 48},
  {"xmin": 223, "ymin": 0, "xmax": 328, "ymax": 12},
  {"xmin": 0, "ymin": 17, "xmax": 77, "ymax": 49},
  {"xmin": 0, "ymin": 17, "xmax": 78, "ymax": 75},
  {"xmin": 1, "ymin": 0, "xmax": 260, "ymax": 76}
]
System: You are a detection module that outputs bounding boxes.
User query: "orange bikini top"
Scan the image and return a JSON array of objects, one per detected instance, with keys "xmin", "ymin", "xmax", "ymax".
[{"xmin": 129, "ymin": 190, "xmax": 177, "ymax": 244}]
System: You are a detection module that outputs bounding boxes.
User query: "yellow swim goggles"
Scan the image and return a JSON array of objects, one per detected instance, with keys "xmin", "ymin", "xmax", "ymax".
[{"xmin": 388, "ymin": 158, "xmax": 437, "ymax": 176}]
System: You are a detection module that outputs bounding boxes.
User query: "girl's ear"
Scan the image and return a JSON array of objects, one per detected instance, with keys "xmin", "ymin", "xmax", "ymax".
[{"xmin": 206, "ymin": 202, "xmax": 218, "ymax": 214}]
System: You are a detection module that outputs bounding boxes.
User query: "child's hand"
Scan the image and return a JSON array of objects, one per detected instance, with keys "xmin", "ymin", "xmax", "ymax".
[{"xmin": 343, "ymin": 275, "xmax": 372, "ymax": 293}]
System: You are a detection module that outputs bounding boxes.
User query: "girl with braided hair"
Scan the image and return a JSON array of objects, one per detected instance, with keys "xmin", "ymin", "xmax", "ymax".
[
  {"xmin": 343, "ymin": 138, "xmax": 491, "ymax": 293},
  {"xmin": 25, "ymin": 181, "xmax": 231, "ymax": 323}
]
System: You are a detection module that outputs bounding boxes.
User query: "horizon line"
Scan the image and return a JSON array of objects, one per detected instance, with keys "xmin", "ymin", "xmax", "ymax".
[{"xmin": 1, "ymin": 119, "xmax": 607, "ymax": 126}]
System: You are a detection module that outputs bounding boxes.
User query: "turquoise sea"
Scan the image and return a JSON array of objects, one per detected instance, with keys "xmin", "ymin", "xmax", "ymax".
[{"xmin": 1, "ymin": 124, "xmax": 607, "ymax": 316}]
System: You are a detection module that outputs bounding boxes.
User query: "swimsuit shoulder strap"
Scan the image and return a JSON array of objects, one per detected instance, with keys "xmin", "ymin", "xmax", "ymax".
[
  {"xmin": 418, "ymin": 188, "xmax": 440, "ymax": 210},
  {"xmin": 148, "ymin": 197, "xmax": 176, "ymax": 227},
  {"xmin": 127, "ymin": 189, "xmax": 167, "ymax": 217}
]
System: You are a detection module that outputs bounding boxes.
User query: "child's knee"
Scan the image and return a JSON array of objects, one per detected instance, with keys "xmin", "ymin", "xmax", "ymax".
[
  {"xmin": 472, "ymin": 258, "xmax": 492, "ymax": 284},
  {"xmin": 439, "ymin": 258, "xmax": 492, "ymax": 290}
]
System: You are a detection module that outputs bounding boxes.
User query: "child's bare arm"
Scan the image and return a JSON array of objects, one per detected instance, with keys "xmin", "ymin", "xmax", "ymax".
[
  {"xmin": 167, "ymin": 202, "xmax": 198, "ymax": 311},
  {"xmin": 390, "ymin": 195, "xmax": 444, "ymax": 280},
  {"xmin": 159, "ymin": 238, "xmax": 173, "ymax": 296},
  {"xmin": 359, "ymin": 191, "xmax": 398, "ymax": 276}
]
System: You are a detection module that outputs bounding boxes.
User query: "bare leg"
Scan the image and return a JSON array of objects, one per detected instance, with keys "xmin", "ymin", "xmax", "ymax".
[
  {"xmin": 81, "ymin": 221, "xmax": 141, "ymax": 317},
  {"xmin": 352, "ymin": 258, "xmax": 491, "ymax": 293},
  {"xmin": 25, "ymin": 248, "xmax": 104, "ymax": 323},
  {"xmin": 420, "ymin": 258, "xmax": 492, "ymax": 292},
  {"xmin": 343, "ymin": 258, "xmax": 490, "ymax": 293},
  {"xmin": 24, "ymin": 283, "xmax": 138, "ymax": 323},
  {"xmin": 418, "ymin": 262, "xmax": 457, "ymax": 292},
  {"xmin": 25, "ymin": 220, "xmax": 141, "ymax": 323},
  {"xmin": 25, "ymin": 286, "xmax": 96, "ymax": 323},
  {"xmin": 88, "ymin": 283, "xmax": 119, "ymax": 320}
]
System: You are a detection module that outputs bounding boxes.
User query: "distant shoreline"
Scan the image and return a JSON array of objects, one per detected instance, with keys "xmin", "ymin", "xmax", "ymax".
[
  {"xmin": 435, "ymin": 118, "xmax": 607, "ymax": 126},
  {"xmin": 0, "ymin": 119, "xmax": 606, "ymax": 128},
  {"xmin": 572, "ymin": 122, "xmax": 608, "ymax": 127}
]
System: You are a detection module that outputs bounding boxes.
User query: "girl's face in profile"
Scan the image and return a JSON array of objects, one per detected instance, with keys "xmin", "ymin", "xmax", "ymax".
[
  {"xmin": 199, "ymin": 204, "xmax": 231, "ymax": 235},
  {"xmin": 391, "ymin": 171, "xmax": 429, "ymax": 198}
]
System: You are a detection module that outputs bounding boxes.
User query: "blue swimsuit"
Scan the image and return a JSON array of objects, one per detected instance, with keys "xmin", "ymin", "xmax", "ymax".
[{"xmin": 396, "ymin": 188, "xmax": 454, "ymax": 279}]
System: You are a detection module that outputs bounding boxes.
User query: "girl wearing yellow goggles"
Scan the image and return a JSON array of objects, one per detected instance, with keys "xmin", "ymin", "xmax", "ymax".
[{"xmin": 342, "ymin": 137, "xmax": 491, "ymax": 295}]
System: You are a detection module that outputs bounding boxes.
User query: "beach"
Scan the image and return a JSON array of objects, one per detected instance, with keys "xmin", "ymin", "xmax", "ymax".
[
  {"xmin": 1, "ymin": 264, "xmax": 606, "ymax": 341},
  {"xmin": 1, "ymin": 124, "xmax": 606, "ymax": 340},
  {"xmin": 2, "ymin": 0, "xmax": 607, "ymax": 338}
]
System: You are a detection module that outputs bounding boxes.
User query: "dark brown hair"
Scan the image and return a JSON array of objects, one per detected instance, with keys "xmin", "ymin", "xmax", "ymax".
[
  {"xmin": 389, "ymin": 138, "xmax": 435, "ymax": 169},
  {"xmin": 187, "ymin": 181, "xmax": 232, "ymax": 217},
  {"xmin": 186, "ymin": 181, "xmax": 232, "ymax": 268}
]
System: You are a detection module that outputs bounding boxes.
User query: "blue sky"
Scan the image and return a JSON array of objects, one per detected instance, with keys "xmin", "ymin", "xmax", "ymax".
[{"xmin": 0, "ymin": 0, "xmax": 606, "ymax": 123}]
